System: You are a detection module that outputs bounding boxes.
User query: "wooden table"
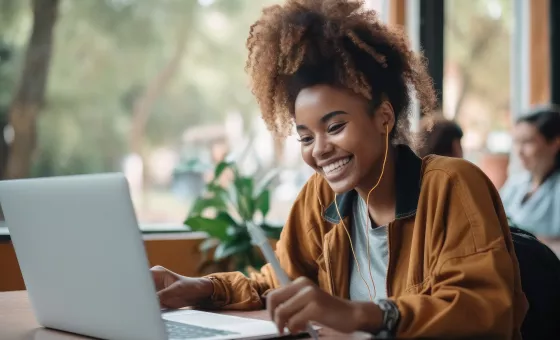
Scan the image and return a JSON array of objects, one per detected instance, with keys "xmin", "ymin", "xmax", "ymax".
[{"xmin": 0, "ymin": 291, "xmax": 371, "ymax": 340}]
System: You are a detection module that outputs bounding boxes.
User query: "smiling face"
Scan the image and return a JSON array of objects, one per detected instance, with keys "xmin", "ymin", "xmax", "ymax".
[
  {"xmin": 295, "ymin": 85, "xmax": 394, "ymax": 193},
  {"xmin": 513, "ymin": 121, "xmax": 560, "ymax": 175}
]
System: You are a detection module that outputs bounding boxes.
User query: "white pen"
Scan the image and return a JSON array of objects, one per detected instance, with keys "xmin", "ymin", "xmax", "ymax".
[{"xmin": 247, "ymin": 222, "xmax": 320, "ymax": 340}]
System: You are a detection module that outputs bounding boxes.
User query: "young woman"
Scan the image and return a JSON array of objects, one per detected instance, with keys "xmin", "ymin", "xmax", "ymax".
[
  {"xmin": 501, "ymin": 106, "xmax": 560, "ymax": 239},
  {"xmin": 151, "ymin": 0, "xmax": 527, "ymax": 338}
]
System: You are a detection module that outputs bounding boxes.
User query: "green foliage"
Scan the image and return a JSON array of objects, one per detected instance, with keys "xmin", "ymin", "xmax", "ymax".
[
  {"xmin": 1, "ymin": 0, "xmax": 278, "ymax": 176},
  {"xmin": 0, "ymin": 0, "xmax": 514, "ymax": 178},
  {"xmin": 0, "ymin": 41, "xmax": 17, "ymax": 110},
  {"xmin": 445, "ymin": 0, "xmax": 512, "ymax": 128},
  {"xmin": 0, "ymin": 0, "xmax": 28, "ymax": 110},
  {"xmin": 184, "ymin": 160, "xmax": 282, "ymax": 273}
]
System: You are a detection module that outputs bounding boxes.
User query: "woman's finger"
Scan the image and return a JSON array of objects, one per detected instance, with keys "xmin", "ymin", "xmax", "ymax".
[
  {"xmin": 267, "ymin": 277, "xmax": 313, "ymax": 322},
  {"xmin": 286, "ymin": 302, "xmax": 318, "ymax": 334},
  {"xmin": 273, "ymin": 285, "xmax": 316, "ymax": 332}
]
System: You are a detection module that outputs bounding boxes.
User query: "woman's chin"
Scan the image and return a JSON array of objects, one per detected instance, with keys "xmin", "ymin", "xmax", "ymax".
[{"xmin": 326, "ymin": 177, "xmax": 357, "ymax": 194}]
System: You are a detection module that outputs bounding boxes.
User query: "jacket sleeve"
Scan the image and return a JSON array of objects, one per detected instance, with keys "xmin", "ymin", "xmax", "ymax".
[
  {"xmin": 201, "ymin": 179, "xmax": 322, "ymax": 310},
  {"xmin": 393, "ymin": 162, "xmax": 528, "ymax": 339}
]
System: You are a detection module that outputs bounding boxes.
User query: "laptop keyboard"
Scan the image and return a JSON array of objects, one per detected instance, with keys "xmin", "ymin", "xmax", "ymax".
[{"xmin": 165, "ymin": 319, "xmax": 240, "ymax": 339}]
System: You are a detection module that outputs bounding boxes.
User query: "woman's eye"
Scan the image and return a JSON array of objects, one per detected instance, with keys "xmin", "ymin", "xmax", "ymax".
[
  {"xmin": 328, "ymin": 123, "xmax": 346, "ymax": 133},
  {"xmin": 297, "ymin": 136, "xmax": 313, "ymax": 145}
]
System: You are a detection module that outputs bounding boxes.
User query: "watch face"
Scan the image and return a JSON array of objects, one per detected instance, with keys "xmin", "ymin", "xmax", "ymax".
[{"xmin": 378, "ymin": 299, "xmax": 399, "ymax": 333}]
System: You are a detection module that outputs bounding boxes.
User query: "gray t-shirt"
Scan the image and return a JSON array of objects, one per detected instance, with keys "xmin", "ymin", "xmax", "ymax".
[
  {"xmin": 500, "ymin": 171, "xmax": 560, "ymax": 236},
  {"xmin": 349, "ymin": 195, "xmax": 389, "ymax": 302}
]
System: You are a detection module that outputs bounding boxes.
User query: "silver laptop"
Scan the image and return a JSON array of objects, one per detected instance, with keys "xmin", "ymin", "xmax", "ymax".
[{"xmin": 0, "ymin": 173, "xmax": 286, "ymax": 340}]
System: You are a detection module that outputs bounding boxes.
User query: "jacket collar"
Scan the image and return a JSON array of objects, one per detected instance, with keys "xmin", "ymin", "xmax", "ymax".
[{"xmin": 322, "ymin": 144, "xmax": 423, "ymax": 224}]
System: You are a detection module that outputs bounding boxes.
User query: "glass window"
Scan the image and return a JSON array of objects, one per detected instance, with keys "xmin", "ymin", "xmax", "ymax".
[
  {"xmin": 444, "ymin": 0, "xmax": 513, "ymax": 160},
  {"xmin": 0, "ymin": 0, "xmax": 389, "ymax": 228},
  {"xmin": 443, "ymin": 0, "xmax": 513, "ymax": 187}
]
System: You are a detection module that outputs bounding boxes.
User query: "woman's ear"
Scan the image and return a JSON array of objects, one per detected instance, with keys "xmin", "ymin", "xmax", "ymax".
[{"xmin": 376, "ymin": 101, "xmax": 395, "ymax": 134}]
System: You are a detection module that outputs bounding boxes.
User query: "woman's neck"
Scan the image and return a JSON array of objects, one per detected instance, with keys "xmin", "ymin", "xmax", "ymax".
[
  {"xmin": 355, "ymin": 147, "xmax": 396, "ymax": 227},
  {"xmin": 531, "ymin": 164, "xmax": 557, "ymax": 188}
]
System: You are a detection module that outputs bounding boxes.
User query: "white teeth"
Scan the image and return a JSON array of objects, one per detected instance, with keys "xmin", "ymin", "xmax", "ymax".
[{"xmin": 322, "ymin": 157, "xmax": 351, "ymax": 174}]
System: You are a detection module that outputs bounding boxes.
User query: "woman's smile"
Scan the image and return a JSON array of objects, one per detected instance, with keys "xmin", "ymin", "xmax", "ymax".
[{"xmin": 319, "ymin": 155, "xmax": 354, "ymax": 182}]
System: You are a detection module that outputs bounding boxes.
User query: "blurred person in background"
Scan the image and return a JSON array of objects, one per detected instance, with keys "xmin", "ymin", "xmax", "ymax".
[
  {"xmin": 501, "ymin": 106, "xmax": 560, "ymax": 240},
  {"xmin": 418, "ymin": 117, "xmax": 464, "ymax": 158}
]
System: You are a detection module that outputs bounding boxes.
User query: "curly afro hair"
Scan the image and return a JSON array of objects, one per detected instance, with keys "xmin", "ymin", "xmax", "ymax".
[{"xmin": 245, "ymin": 0, "xmax": 437, "ymax": 147}]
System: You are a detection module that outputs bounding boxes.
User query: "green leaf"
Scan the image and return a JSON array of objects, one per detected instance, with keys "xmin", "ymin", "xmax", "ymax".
[
  {"xmin": 213, "ymin": 161, "xmax": 232, "ymax": 181},
  {"xmin": 214, "ymin": 238, "xmax": 252, "ymax": 261},
  {"xmin": 229, "ymin": 226, "xmax": 251, "ymax": 242},
  {"xmin": 184, "ymin": 216, "xmax": 230, "ymax": 240},
  {"xmin": 246, "ymin": 248, "xmax": 266, "ymax": 270},
  {"xmin": 234, "ymin": 176, "xmax": 254, "ymax": 197},
  {"xmin": 207, "ymin": 182, "xmax": 234, "ymax": 208},
  {"xmin": 207, "ymin": 182, "xmax": 227, "ymax": 195},
  {"xmin": 261, "ymin": 223, "xmax": 283, "ymax": 240},
  {"xmin": 255, "ymin": 189, "xmax": 270, "ymax": 217},
  {"xmin": 234, "ymin": 176, "xmax": 255, "ymax": 220},
  {"xmin": 215, "ymin": 211, "xmax": 240, "ymax": 228},
  {"xmin": 188, "ymin": 196, "xmax": 227, "ymax": 217}
]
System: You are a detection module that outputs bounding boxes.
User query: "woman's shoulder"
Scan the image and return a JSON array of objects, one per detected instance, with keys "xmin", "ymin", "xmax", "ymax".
[
  {"xmin": 297, "ymin": 173, "xmax": 336, "ymax": 205},
  {"xmin": 504, "ymin": 171, "xmax": 531, "ymax": 185},
  {"xmin": 420, "ymin": 154, "xmax": 492, "ymax": 186},
  {"xmin": 287, "ymin": 173, "xmax": 336, "ymax": 226},
  {"xmin": 500, "ymin": 171, "xmax": 530, "ymax": 195},
  {"xmin": 545, "ymin": 170, "xmax": 560, "ymax": 198}
]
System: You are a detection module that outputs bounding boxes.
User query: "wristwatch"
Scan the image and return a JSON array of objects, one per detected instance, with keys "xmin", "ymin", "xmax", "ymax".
[{"xmin": 375, "ymin": 299, "xmax": 400, "ymax": 338}]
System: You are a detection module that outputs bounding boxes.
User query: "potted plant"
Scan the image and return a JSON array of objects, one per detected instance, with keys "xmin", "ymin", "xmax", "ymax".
[{"xmin": 184, "ymin": 160, "xmax": 282, "ymax": 274}]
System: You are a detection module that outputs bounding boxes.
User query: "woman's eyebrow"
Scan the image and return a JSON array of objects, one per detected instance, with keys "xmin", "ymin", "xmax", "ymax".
[
  {"xmin": 320, "ymin": 110, "xmax": 347, "ymax": 123},
  {"xmin": 296, "ymin": 111, "xmax": 348, "ymax": 131}
]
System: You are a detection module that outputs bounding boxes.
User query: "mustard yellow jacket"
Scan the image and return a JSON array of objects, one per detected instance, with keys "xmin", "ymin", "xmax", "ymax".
[{"xmin": 205, "ymin": 145, "xmax": 528, "ymax": 339}]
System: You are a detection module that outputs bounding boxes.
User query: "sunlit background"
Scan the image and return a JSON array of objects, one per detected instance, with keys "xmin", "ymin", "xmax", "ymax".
[{"xmin": 0, "ymin": 0, "xmax": 514, "ymax": 228}]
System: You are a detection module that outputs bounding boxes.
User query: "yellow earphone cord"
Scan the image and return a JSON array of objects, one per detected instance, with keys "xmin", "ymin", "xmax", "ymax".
[{"xmin": 315, "ymin": 124, "xmax": 390, "ymax": 303}]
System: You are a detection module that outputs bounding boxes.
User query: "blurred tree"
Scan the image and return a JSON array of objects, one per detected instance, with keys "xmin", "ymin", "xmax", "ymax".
[
  {"xmin": 445, "ymin": 0, "xmax": 512, "ymax": 129},
  {"xmin": 0, "ymin": 0, "xmax": 29, "ymax": 179},
  {"xmin": 1, "ymin": 45, "xmax": 11, "ymax": 179},
  {"xmin": 4, "ymin": 0, "xmax": 59, "ymax": 179},
  {"xmin": 0, "ymin": 107, "xmax": 7, "ymax": 179},
  {"xmin": 2, "ymin": 0, "xmax": 280, "ymax": 180},
  {"xmin": 32, "ymin": 0, "xmax": 166, "ymax": 176},
  {"xmin": 0, "ymin": 0, "xmax": 28, "ymax": 35},
  {"xmin": 127, "ymin": 1, "xmax": 199, "ymax": 204}
]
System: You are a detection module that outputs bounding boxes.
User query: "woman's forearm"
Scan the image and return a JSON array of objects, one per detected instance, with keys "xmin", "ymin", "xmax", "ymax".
[{"xmin": 352, "ymin": 301, "xmax": 383, "ymax": 334}]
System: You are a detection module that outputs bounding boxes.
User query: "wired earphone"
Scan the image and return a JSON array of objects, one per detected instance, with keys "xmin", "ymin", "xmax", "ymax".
[{"xmin": 314, "ymin": 122, "xmax": 390, "ymax": 304}]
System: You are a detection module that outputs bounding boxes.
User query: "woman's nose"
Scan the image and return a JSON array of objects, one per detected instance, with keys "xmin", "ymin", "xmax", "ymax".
[{"xmin": 311, "ymin": 136, "xmax": 333, "ymax": 159}]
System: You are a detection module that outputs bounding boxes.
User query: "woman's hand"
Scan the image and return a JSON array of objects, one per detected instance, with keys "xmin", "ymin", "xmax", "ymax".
[
  {"xmin": 266, "ymin": 277, "xmax": 383, "ymax": 334},
  {"xmin": 150, "ymin": 265, "xmax": 214, "ymax": 309}
]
